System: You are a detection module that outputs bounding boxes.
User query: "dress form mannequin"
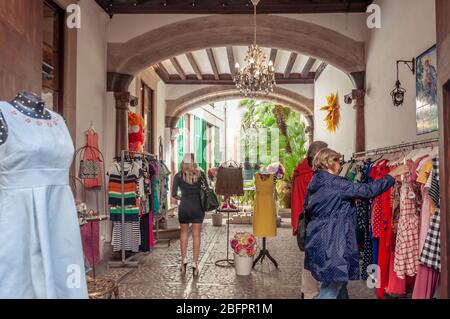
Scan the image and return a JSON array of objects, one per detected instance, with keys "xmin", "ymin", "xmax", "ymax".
[
  {"xmin": 0, "ymin": 92, "xmax": 88, "ymax": 298},
  {"xmin": 0, "ymin": 92, "xmax": 53, "ymax": 146},
  {"xmin": 9, "ymin": 92, "xmax": 51, "ymax": 120}
]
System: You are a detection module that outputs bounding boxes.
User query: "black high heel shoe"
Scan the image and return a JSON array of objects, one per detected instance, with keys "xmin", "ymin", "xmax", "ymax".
[
  {"xmin": 180, "ymin": 263, "xmax": 188, "ymax": 274},
  {"xmin": 192, "ymin": 266, "xmax": 199, "ymax": 277}
]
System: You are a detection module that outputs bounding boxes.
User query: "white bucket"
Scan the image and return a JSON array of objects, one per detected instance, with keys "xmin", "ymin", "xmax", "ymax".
[{"xmin": 234, "ymin": 254, "xmax": 254, "ymax": 276}]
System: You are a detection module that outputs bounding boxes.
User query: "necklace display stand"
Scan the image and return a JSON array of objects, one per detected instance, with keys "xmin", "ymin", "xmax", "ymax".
[
  {"xmin": 214, "ymin": 197, "xmax": 240, "ymax": 268},
  {"xmin": 252, "ymin": 237, "xmax": 278, "ymax": 269}
]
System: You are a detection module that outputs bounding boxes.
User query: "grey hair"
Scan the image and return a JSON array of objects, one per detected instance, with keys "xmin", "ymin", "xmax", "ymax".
[{"xmin": 307, "ymin": 141, "xmax": 328, "ymax": 166}]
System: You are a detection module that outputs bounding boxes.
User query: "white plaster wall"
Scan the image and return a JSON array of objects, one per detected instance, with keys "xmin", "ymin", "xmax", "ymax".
[
  {"xmin": 75, "ymin": 0, "xmax": 109, "ymax": 246},
  {"xmin": 365, "ymin": 0, "xmax": 437, "ymax": 150},
  {"xmin": 314, "ymin": 65, "xmax": 356, "ymax": 159}
]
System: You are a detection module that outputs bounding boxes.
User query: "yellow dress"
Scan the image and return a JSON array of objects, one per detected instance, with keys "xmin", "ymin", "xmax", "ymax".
[{"xmin": 253, "ymin": 173, "xmax": 277, "ymax": 237}]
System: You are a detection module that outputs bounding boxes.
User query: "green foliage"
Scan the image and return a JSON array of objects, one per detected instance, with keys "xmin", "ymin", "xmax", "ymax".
[{"xmin": 239, "ymin": 99, "xmax": 307, "ymax": 182}]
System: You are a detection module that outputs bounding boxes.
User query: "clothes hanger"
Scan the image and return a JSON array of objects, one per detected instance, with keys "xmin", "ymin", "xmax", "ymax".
[{"xmin": 87, "ymin": 120, "xmax": 96, "ymax": 133}]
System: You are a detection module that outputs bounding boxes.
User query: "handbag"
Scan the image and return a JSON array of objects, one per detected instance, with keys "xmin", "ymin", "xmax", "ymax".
[
  {"xmin": 199, "ymin": 173, "xmax": 219, "ymax": 212},
  {"xmin": 296, "ymin": 192, "xmax": 311, "ymax": 252},
  {"xmin": 215, "ymin": 161, "xmax": 244, "ymax": 196},
  {"xmin": 79, "ymin": 159, "xmax": 100, "ymax": 179}
]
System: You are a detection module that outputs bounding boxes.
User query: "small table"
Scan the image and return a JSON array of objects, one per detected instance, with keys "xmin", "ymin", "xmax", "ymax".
[{"xmin": 214, "ymin": 208, "xmax": 240, "ymax": 268}]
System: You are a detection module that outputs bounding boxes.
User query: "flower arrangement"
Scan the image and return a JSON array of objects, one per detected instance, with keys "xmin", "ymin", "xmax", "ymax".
[
  {"xmin": 266, "ymin": 162, "xmax": 285, "ymax": 180},
  {"xmin": 230, "ymin": 232, "xmax": 257, "ymax": 257}
]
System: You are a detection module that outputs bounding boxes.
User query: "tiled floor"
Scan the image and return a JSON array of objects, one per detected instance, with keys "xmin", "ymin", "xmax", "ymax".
[{"xmin": 98, "ymin": 218, "xmax": 376, "ymax": 299}]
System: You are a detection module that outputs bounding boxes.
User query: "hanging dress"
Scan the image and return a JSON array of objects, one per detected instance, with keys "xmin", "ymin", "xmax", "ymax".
[
  {"xmin": 394, "ymin": 176, "xmax": 420, "ymax": 279},
  {"xmin": 253, "ymin": 173, "xmax": 277, "ymax": 237},
  {"xmin": 0, "ymin": 101, "xmax": 88, "ymax": 299},
  {"xmin": 82, "ymin": 129, "xmax": 103, "ymax": 189}
]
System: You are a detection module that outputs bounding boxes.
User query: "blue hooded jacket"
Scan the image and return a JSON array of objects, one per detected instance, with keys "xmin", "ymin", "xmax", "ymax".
[{"xmin": 304, "ymin": 170, "xmax": 395, "ymax": 283}]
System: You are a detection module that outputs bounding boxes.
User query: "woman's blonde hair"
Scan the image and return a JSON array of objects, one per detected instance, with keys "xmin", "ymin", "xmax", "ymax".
[
  {"xmin": 180, "ymin": 153, "xmax": 201, "ymax": 184},
  {"xmin": 312, "ymin": 148, "xmax": 341, "ymax": 172}
]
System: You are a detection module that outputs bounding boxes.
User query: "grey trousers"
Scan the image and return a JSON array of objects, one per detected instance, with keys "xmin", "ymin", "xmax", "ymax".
[{"xmin": 301, "ymin": 268, "xmax": 320, "ymax": 299}]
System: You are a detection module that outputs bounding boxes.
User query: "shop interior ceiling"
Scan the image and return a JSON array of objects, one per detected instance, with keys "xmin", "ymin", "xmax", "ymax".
[{"xmin": 95, "ymin": 0, "xmax": 374, "ymax": 15}]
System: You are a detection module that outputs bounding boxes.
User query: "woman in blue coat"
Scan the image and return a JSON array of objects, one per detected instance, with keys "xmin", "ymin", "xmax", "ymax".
[{"xmin": 304, "ymin": 148, "xmax": 408, "ymax": 299}]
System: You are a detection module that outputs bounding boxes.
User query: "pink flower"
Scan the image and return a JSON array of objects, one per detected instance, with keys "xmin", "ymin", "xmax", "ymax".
[
  {"xmin": 230, "ymin": 239, "xmax": 238, "ymax": 250},
  {"xmin": 247, "ymin": 236, "xmax": 256, "ymax": 246},
  {"xmin": 235, "ymin": 244, "xmax": 243, "ymax": 254}
]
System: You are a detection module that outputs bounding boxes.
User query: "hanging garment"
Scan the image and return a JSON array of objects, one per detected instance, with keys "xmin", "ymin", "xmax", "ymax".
[
  {"xmin": 394, "ymin": 179, "xmax": 420, "ymax": 279},
  {"xmin": 253, "ymin": 173, "xmax": 277, "ymax": 237},
  {"xmin": 412, "ymin": 264, "xmax": 440, "ymax": 299},
  {"xmin": 80, "ymin": 221, "xmax": 100, "ymax": 268},
  {"xmin": 82, "ymin": 130, "xmax": 103, "ymax": 189},
  {"xmin": 112, "ymin": 221, "xmax": 141, "ymax": 252},
  {"xmin": 291, "ymin": 159, "xmax": 313, "ymax": 236},
  {"xmin": 386, "ymin": 232, "xmax": 408, "ymax": 296},
  {"xmin": 419, "ymin": 157, "xmax": 441, "ymax": 271},
  {"xmin": 0, "ymin": 101, "xmax": 87, "ymax": 299}
]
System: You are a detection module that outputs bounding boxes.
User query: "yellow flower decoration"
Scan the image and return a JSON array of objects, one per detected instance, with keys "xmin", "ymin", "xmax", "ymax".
[{"xmin": 320, "ymin": 93, "xmax": 340, "ymax": 133}]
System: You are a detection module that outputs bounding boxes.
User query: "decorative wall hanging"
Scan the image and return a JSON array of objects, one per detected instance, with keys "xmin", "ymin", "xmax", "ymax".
[
  {"xmin": 320, "ymin": 92, "xmax": 340, "ymax": 133},
  {"xmin": 416, "ymin": 45, "xmax": 438, "ymax": 135}
]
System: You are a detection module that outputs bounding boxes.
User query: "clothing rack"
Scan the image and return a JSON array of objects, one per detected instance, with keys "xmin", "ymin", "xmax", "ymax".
[
  {"xmin": 352, "ymin": 138, "xmax": 439, "ymax": 159},
  {"xmin": 108, "ymin": 150, "xmax": 168, "ymax": 269}
]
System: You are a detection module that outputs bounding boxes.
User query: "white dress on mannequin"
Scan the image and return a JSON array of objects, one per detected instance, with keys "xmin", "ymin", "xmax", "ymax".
[{"xmin": 0, "ymin": 98, "xmax": 88, "ymax": 299}]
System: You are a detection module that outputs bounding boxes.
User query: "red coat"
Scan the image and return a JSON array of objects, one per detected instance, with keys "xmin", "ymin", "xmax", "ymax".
[{"xmin": 291, "ymin": 159, "xmax": 313, "ymax": 236}]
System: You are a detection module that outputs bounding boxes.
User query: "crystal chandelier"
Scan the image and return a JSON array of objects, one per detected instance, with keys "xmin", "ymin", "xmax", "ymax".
[{"xmin": 233, "ymin": 0, "xmax": 276, "ymax": 97}]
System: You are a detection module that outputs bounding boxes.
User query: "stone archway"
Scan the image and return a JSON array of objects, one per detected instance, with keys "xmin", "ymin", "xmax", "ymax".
[
  {"xmin": 108, "ymin": 14, "xmax": 365, "ymax": 76},
  {"xmin": 165, "ymin": 85, "xmax": 314, "ymax": 128}
]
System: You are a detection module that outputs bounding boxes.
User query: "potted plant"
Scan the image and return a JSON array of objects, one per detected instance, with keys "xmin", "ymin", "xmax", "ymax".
[{"xmin": 230, "ymin": 232, "xmax": 257, "ymax": 276}]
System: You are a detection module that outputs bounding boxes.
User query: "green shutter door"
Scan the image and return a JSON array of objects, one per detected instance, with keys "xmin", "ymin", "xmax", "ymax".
[
  {"xmin": 214, "ymin": 126, "xmax": 221, "ymax": 167},
  {"xmin": 194, "ymin": 116, "xmax": 207, "ymax": 172},
  {"xmin": 176, "ymin": 117, "xmax": 185, "ymax": 172}
]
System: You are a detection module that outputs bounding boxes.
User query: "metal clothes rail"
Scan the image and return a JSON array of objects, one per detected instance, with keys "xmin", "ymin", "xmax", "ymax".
[
  {"xmin": 107, "ymin": 150, "xmax": 167, "ymax": 269},
  {"xmin": 352, "ymin": 138, "xmax": 439, "ymax": 158}
]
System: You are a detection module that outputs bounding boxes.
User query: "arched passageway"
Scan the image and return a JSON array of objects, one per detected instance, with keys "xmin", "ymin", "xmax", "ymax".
[{"xmin": 165, "ymin": 85, "xmax": 314, "ymax": 129}]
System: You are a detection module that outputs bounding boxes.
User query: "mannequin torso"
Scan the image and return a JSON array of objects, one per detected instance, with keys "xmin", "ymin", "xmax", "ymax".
[{"xmin": 0, "ymin": 92, "xmax": 52, "ymax": 146}]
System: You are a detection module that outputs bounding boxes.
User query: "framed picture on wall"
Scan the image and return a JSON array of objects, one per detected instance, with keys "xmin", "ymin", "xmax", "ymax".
[{"xmin": 416, "ymin": 45, "xmax": 438, "ymax": 135}]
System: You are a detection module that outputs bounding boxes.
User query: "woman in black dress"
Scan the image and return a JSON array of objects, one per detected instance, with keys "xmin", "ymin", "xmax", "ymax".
[{"xmin": 171, "ymin": 153, "xmax": 205, "ymax": 276}]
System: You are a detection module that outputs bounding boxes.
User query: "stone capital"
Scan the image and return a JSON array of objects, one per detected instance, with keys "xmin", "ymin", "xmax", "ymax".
[{"xmin": 114, "ymin": 92, "xmax": 131, "ymax": 110}]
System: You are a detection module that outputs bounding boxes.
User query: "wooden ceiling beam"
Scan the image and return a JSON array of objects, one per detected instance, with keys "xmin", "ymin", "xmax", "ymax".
[
  {"xmin": 206, "ymin": 48, "xmax": 220, "ymax": 80},
  {"xmin": 153, "ymin": 63, "xmax": 170, "ymax": 81},
  {"xmin": 185, "ymin": 53, "xmax": 203, "ymax": 80},
  {"xmin": 170, "ymin": 57, "xmax": 187, "ymax": 80},
  {"xmin": 315, "ymin": 62, "xmax": 328, "ymax": 81},
  {"xmin": 95, "ymin": 0, "xmax": 373, "ymax": 15},
  {"xmin": 161, "ymin": 73, "xmax": 315, "ymax": 85},
  {"xmin": 226, "ymin": 47, "xmax": 236, "ymax": 76},
  {"xmin": 301, "ymin": 57, "xmax": 317, "ymax": 78},
  {"xmin": 269, "ymin": 49, "xmax": 278, "ymax": 65},
  {"xmin": 284, "ymin": 52, "xmax": 298, "ymax": 79}
]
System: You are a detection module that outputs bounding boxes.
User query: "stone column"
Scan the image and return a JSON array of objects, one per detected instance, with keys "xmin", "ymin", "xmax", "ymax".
[
  {"xmin": 350, "ymin": 71, "xmax": 366, "ymax": 153},
  {"xmin": 304, "ymin": 115, "xmax": 314, "ymax": 145},
  {"xmin": 114, "ymin": 92, "xmax": 131, "ymax": 154},
  {"xmin": 352, "ymin": 89, "xmax": 366, "ymax": 153},
  {"xmin": 107, "ymin": 72, "xmax": 134, "ymax": 156}
]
